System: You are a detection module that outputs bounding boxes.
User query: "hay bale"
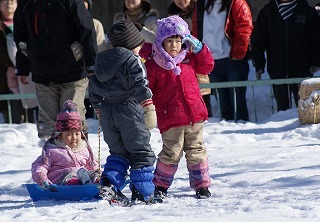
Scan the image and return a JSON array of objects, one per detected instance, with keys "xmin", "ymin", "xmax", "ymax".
[
  {"xmin": 298, "ymin": 83, "xmax": 320, "ymax": 124},
  {"xmin": 298, "ymin": 102, "xmax": 320, "ymax": 124},
  {"xmin": 299, "ymin": 78, "xmax": 320, "ymax": 100}
]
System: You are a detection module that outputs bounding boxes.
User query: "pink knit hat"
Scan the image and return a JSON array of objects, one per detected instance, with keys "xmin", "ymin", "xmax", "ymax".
[
  {"xmin": 152, "ymin": 15, "xmax": 190, "ymax": 75},
  {"xmin": 55, "ymin": 100, "xmax": 82, "ymax": 133}
]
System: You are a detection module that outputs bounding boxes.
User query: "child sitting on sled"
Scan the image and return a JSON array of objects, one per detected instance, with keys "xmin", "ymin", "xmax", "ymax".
[{"xmin": 31, "ymin": 100, "xmax": 100, "ymax": 190}]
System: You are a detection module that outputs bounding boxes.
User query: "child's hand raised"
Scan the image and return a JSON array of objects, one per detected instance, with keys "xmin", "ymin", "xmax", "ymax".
[{"xmin": 182, "ymin": 34, "xmax": 203, "ymax": 54}]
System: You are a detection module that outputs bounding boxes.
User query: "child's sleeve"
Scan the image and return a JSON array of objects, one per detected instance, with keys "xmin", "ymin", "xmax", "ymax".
[
  {"xmin": 127, "ymin": 55, "xmax": 153, "ymax": 104},
  {"xmin": 31, "ymin": 152, "xmax": 52, "ymax": 185},
  {"xmin": 88, "ymin": 77, "xmax": 103, "ymax": 110},
  {"xmin": 194, "ymin": 44, "xmax": 214, "ymax": 75}
]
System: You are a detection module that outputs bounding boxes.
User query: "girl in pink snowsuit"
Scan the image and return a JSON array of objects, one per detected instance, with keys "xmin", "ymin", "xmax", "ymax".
[{"xmin": 31, "ymin": 100, "xmax": 99, "ymax": 189}]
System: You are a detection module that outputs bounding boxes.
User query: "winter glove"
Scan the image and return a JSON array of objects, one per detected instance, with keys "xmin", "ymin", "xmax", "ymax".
[
  {"xmin": 141, "ymin": 99, "xmax": 157, "ymax": 130},
  {"xmin": 182, "ymin": 34, "xmax": 203, "ymax": 54},
  {"xmin": 94, "ymin": 109, "xmax": 101, "ymax": 119},
  {"xmin": 309, "ymin": 66, "xmax": 320, "ymax": 74},
  {"xmin": 40, "ymin": 180, "xmax": 58, "ymax": 192},
  {"xmin": 86, "ymin": 66, "xmax": 95, "ymax": 77},
  {"xmin": 71, "ymin": 41, "xmax": 83, "ymax": 61},
  {"xmin": 256, "ymin": 69, "xmax": 264, "ymax": 80}
]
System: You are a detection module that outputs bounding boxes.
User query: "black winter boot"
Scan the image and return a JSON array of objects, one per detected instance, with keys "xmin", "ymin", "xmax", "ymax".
[
  {"xmin": 196, "ymin": 187, "xmax": 211, "ymax": 199},
  {"xmin": 154, "ymin": 186, "xmax": 168, "ymax": 199},
  {"xmin": 131, "ymin": 185, "xmax": 163, "ymax": 205},
  {"xmin": 99, "ymin": 176, "xmax": 130, "ymax": 206}
]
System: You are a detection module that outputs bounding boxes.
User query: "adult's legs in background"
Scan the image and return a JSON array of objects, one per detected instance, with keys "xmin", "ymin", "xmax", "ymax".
[
  {"xmin": 210, "ymin": 58, "xmax": 249, "ymax": 121},
  {"xmin": 272, "ymin": 84, "xmax": 290, "ymax": 111}
]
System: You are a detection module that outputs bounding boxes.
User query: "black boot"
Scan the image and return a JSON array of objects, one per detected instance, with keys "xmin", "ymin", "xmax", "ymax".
[
  {"xmin": 154, "ymin": 186, "xmax": 168, "ymax": 199},
  {"xmin": 196, "ymin": 187, "xmax": 211, "ymax": 199},
  {"xmin": 99, "ymin": 176, "xmax": 129, "ymax": 206},
  {"xmin": 131, "ymin": 185, "xmax": 163, "ymax": 205}
]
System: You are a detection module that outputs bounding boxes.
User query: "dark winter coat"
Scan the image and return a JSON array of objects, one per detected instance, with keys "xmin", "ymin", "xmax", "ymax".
[
  {"xmin": 88, "ymin": 47, "xmax": 152, "ymax": 106},
  {"xmin": 88, "ymin": 47, "xmax": 155, "ymax": 169},
  {"xmin": 0, "ymin": 20, "xmax": 13, "ymax": 112},
  {"xmin": 251, "ymin": 0, "xmax": 320, "ymax": 78},
  {"xmin": 14, "ymin": 0, "xmax": 97, "ymax": 85}
]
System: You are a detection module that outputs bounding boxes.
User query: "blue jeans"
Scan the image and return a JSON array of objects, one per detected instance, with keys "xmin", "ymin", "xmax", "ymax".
[{"xmin": 210, "ymin": 58, "xmax": 249, "ymax": 121}]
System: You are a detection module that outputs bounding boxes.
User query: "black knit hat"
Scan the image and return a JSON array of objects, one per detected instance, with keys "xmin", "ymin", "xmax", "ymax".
[{"xmin": 107, "ymin": 20, "xmax": 145, "ymax": 50}]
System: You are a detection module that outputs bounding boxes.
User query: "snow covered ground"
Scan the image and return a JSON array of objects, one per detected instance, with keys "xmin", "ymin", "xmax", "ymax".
[{"xmin": 1, "ymin": 66, "xmax": 320, "ymax": 222}]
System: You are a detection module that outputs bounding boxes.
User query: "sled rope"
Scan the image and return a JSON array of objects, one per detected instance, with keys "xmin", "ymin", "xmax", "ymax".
[
  {"xmin": 312, "ymin": 95, "xmax": 320, "ymax": 124},
  {"xmin": 98, "ymin": 117, "xmax": 101, "ymax": 174}
]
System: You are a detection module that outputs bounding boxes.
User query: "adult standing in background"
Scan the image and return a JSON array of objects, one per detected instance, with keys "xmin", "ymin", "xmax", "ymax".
[
  {"xmin": 83, "ymin": 0, "xmax": 107, "ymax": 119},
  {"xmin": 251, "ymin": 0, "xmax": 320, "ymax": 112},
  {"xmin": 83, "ymin": 0, "xmax": 107, "ymax": 53},
  {"xmin": 14, "ymin": 0, "xmax": 97, "ymax": 139},
  {"xmin": 193, "ymin": 0, "xmax": 253, "ymax": 121},
  {"xmin": 0, "ymin": 0, "xmax": 24, "ymax": 123},
  {"xmin": 168, "ymin": 0, "xmax": 213, "ymax": 117},
  {"xmin": 113, "ymin": 0, "xmax": 159, "ymax": 43}
]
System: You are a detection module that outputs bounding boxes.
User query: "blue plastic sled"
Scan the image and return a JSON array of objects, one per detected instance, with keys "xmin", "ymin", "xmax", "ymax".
[
  {"xmin": 25, "ymin": 179, "xmax": 131, "ymax": 201},
  {"xmin": 25, "ymin": 184, "xmax": 100, "ymax": 201}
]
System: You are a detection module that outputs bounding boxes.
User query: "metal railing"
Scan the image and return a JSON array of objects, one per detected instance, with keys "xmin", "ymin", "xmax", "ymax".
[{"xmin": 0, "ymin": 77, "xmax": 309, "ymax": 123}]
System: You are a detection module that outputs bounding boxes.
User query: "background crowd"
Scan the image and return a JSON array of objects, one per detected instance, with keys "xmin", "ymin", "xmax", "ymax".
[{"xmin": 1, "ymin": 0, "xmax": 320, "ymax": 125}]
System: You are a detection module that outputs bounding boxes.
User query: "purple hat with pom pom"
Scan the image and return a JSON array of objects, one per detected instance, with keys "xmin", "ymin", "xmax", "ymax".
[
  {"xmin": 153, "ymin": 15, "xmax": 190, "ymax": 75},
  {"xmin": 55, "ymin": 100, "xmax": 82, "ymax": 133}
]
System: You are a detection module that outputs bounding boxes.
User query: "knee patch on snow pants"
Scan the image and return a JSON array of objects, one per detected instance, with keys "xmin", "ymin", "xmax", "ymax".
[{"xmin": 102, "ymin": 155, "xmax": 129, "ymax": 191}]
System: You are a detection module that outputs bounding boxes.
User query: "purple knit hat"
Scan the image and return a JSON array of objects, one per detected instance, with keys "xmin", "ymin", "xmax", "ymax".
[
  {"xmin": 153, "ymin": 15, "xmax": 190, "ymax": 75},
  {"xmin": 55, "ymin": 100, "xmax": 82, "ymax": 133}
]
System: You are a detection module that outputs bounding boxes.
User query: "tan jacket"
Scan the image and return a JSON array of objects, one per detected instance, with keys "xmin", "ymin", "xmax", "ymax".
[
  {"xmin": 196, "ymin": 74, "xmax": 211, "ymax": 96},
  {"xmin": 93, "ymin": 18, "xmax": 108, "ymax": 53}
]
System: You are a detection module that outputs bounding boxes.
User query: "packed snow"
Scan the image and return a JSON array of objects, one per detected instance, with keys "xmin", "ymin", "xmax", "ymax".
[{"xmin": 1, "ymin": 66, "xmax": 320, "ymax": 222}]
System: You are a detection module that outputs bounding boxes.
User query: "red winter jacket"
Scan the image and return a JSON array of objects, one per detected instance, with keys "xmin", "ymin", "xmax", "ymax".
[
  {"xmin": 141, "ymin": 43, "xmax": 214, "ymax": 133},
  {"xmin": 192, "ymin": 0, "xmax": 253, "ymax": 60}
]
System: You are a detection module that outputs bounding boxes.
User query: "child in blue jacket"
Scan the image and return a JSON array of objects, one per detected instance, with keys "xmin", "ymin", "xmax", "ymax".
[{"xmin": 88, "ymin": 20, "xmax": 159, "ymax": 205}]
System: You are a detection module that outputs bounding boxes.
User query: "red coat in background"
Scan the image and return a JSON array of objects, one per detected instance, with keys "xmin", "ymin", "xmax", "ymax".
[
  {"xmin": 140, "ymin": 43, "xmax": 214, "ymax": 133},
  {"xmin": 192, "ymin": 0, "xmax": 253, "ymax": 60}
]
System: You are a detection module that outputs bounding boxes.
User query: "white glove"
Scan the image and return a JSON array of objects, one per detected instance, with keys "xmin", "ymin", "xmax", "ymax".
[{"xmin": 141, "ymin": 99, "xmax": 157, "ymax": 130}]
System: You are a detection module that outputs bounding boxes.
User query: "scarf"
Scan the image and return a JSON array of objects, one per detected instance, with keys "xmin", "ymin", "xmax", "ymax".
[
  {"xmin": 125, "ymin": 7, "xmax": 146, "ymax": 25},
  {"xmin": 152, "ymin": 42, "xmax": 189, "ymax": 75},
  {"xmin": 276, "ymin": 0, "xmax": 297, "ymax": 21}
]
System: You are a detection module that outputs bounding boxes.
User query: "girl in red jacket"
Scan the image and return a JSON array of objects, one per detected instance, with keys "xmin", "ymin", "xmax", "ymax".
[{"xmin": 140, "ymin": 15, "xmax": 214, "ymax": 199}]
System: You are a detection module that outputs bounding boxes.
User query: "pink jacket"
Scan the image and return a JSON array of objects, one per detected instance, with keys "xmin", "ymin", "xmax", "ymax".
[
  {"xmin": 31, "ymin": 138, "xmax": 99, "ymax": 185},
  {"xmin": 141, "ymin": 43, "xmax": 214, "ymax": 133}
]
